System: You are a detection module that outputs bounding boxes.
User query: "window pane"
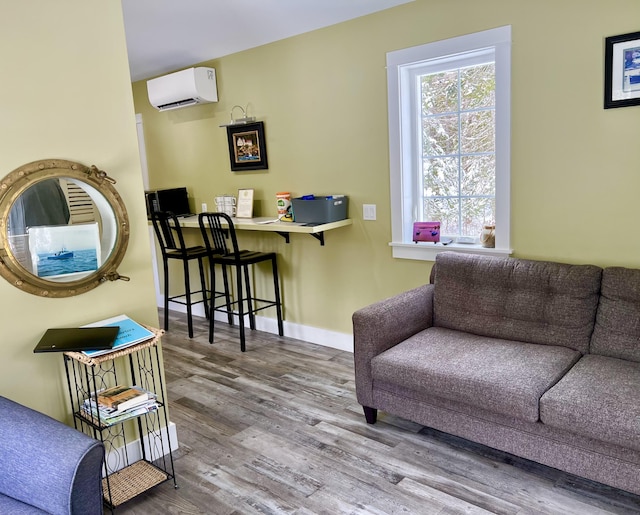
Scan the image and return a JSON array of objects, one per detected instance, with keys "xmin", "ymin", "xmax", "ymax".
[
  {"xmin": 425, "ymin": 197, "xmax": 459, "ymax": 235},
  {"xmin": 388, "ymin": 27, "xmax": 510, "ymax": 255},
  {"xmin": 461, "ymin": 110, "xmax": 495, "ymax": 153},
  {"xmin": 461, "ymin": 155, "xmax": 495, "ymax": 196},
  {"xmin": 423, "ymin": 114, "xmax": 459, "ymax": 156},
  {"xmin": 461, "ymin": 197, "xmax": 495, "ymax": 237},
  {"xmin": 460, "ymin": 64, "xmax": 495, "ymax": 110},
  {"xmin": 424, "ymin": 157, "xmax": 459, "ymax": 197},
  {"xmin": 421, "ymin": 70, "xmax": 458, "ymax": 115}
]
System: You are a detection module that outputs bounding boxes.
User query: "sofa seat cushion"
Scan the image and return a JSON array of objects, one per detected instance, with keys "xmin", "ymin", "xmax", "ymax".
[
  {"xmin": 371, "ymin": 327, "xmax": 581, "ymax": 423},
  {"xmin": 540, "ymin": 354, "xmax": 640, "ymax": 451}
]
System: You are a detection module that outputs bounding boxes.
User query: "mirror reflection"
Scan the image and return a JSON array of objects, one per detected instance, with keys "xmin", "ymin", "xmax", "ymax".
[
  {"xmin": 0, "ymin": 159, "xmax": 129, "ymax": 297},
  {"xmin": 7, "ymin": 178, "xmax": 114, "ymax": 282}
]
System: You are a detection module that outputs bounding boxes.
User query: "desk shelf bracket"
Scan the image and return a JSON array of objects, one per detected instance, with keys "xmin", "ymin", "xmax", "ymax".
[
  {"xmin": 309, "ymin": 232, "xmax": 325, "ymax": 246},
  {"xmin": 276, "ymin": 231, "xmax": 325, "ymax": 246},
  {"xmin": 275, "ymin": 232, "xmax": 290, "ymax": 244}
]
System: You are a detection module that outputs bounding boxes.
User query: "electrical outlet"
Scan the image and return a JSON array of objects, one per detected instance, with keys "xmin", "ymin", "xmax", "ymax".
[
  {"xmin": 363, "ymin": 204, "xmax": 376, "ymax": 221},
  {"xmin": 201, "ymin": 203, "xmax": 208, "ymax": 212}
]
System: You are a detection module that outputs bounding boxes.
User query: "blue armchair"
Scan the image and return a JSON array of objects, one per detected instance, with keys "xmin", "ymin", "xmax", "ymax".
[{"xmin": 0, "ymin": 395, "xmax": 104, "ymax": 514}]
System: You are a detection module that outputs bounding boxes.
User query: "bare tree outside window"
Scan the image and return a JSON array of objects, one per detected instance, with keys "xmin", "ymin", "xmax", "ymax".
[
  {"xmin": 421, "ymin": 63, "xmax": 495, "ymax": 238},
  {"xmin": 388, "ymin": 26, "xmax": 511, "ymax": 259}
]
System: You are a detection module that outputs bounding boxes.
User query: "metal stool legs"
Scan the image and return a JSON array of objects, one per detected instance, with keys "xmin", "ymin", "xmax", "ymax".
[
  {"xmin": 207, "ymin": 262, "xmax": 233, "ymax": 344},
  {"xmin": 164, "ymin": 254, "xmax": 208, "ymax": 338},
  {"xmin": 152, "ymin": 211, "xmax": 211, "ymax": 339},
  {"xmin": 234, "ymin": 257, "xmax": 284, "ymax": 352},
  {"xmin": 199, "ymin": 212, "xmax": 284, "ymax": 352},
  {"xmin": 271, "ymin": 255, "xmax": 284, "ymax": 337},
  {"xmin": 180, "ymin": 255, "xmax": 209, "ymax": 338}
]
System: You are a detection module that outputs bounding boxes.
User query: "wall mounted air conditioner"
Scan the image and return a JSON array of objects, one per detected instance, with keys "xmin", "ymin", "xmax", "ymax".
[{"xmin": 147, "ymin": 67, "xmax": 218, "ymax": 111}]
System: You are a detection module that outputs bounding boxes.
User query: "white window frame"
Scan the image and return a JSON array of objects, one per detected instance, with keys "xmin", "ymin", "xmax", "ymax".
[{"xmin": 387, "ymin": 26, "xmax": 512, "ymax": 261}]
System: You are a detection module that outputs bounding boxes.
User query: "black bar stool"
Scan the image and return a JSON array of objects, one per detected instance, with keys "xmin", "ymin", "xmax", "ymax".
[
  {"xmin": 198, "ymin": 212, "xmax": 284, "ymax": 352},
  {"xmin": 151, "ymin": 211, "xmax": 210, "ymax": 338}
]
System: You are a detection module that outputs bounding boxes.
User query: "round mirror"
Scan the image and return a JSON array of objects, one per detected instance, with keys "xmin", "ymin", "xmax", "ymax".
[{"xmin": 0, "ymin": 159, "xmax": 129, "ymax": 297}]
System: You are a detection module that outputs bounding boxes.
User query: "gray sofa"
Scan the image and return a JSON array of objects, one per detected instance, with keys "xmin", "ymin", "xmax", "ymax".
[
  {"xmin": 353, "ymin": 252, "xmax": 640, "ymax": 496},
  {"xmin": 0, "ymin": 395, "xmax": 105, "ymax": 514}
]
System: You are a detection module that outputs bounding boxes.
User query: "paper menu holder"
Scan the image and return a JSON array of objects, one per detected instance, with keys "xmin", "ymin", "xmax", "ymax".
[{"xmin": 236, "ymin": 188, "xmax": 254, "ymax": 218}]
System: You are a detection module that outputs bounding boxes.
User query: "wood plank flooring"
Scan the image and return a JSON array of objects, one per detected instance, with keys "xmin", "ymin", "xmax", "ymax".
[{"xmin": 118, "ymin": 311, "xmax": 640, "ymax": 514}]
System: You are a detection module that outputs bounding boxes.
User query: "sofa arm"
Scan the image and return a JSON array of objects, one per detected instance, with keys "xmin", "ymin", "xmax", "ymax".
[
  {"xmin": 0, "ymin": 396, "xmax": 105, "ymax": 515},
  {"xmin": 353, "ymin": 284, "xmax": 434, "ymax": 408}
]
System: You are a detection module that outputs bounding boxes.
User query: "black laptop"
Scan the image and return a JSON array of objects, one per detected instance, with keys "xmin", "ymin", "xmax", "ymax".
[{"xmin": 33, "ymin": 327, "xmax": 119, "ymax": 353}]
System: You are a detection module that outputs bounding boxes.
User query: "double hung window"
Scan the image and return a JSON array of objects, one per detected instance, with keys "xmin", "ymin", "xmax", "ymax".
[{"xmin": 387, "ymin": 26, "xmax": 511, "ymax": 260}]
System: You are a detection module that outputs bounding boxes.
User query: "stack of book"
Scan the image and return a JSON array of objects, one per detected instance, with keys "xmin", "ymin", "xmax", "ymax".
[{"xmin": 81, "ymin": 384, "xmax": 158, "ymax": 425}]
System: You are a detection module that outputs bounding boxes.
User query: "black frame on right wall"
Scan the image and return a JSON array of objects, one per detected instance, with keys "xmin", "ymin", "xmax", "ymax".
[{"xmin": 604, "ymin": 30, "xmax": 640, "ymax": 109}]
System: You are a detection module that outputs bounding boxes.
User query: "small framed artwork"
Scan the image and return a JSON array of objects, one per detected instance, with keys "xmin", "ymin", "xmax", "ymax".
[
  {"xmin": 236, "ymin": 188, "xmax": 254, "ymax": 218},
  {"xmin": 604, "ymin": 31, "xmax": 640, "ymax": 109},
  {"xmin": 226, "ymin": 121, "xmax": 268, "ymax": 171}
]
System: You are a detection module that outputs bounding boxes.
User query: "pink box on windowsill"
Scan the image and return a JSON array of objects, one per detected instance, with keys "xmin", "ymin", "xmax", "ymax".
[{"xmin": 412, "ymin": 222, "xmax": 440, "ymax": 243}]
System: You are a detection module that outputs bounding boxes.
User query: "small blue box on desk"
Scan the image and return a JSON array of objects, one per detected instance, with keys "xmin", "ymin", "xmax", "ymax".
[{"xmin": 291, "ymin": 195, "xmax": 348, "ymax": 224}]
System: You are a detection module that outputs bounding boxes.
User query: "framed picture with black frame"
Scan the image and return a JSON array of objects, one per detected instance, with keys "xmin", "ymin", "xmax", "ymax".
[
  {"xmin": 604, "ymin": 30, "xmax": 640, "ymax": 109},
  {"xmin": 226, "ymin": 121, "xmax": 269, "ymax": 171}
]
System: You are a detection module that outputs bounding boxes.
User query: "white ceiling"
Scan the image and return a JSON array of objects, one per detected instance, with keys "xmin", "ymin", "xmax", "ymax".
[{"xmin": 122, "ymin": 0, "xmax": 413, "ymax": 82}]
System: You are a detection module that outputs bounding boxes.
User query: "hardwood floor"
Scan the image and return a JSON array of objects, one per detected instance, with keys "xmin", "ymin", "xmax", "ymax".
[{"xmin": 118, "ymin": 311, "xmax": 640, "ymax": 514}]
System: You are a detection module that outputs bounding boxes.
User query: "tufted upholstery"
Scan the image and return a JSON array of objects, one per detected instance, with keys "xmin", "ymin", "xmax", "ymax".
[
  {"xmin": 432, "ymin": 253, "xmax": 602, "ymax": 353},
  {"xmin": 590, "ymin": 267, "xmax": 640, "ymax": 362},
  {"xmin": 353, "ymin": 251, "xmax": 640, "ymax": 496}
]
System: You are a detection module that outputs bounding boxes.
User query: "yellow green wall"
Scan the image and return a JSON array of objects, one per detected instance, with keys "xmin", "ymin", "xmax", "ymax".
[
  {"xmin": 0, "ymin": 2, "xmax": 158, "ymax": 420},
  {"xmin": 132, "ymin": 0, "xmax": 640, "ymax": 336}
]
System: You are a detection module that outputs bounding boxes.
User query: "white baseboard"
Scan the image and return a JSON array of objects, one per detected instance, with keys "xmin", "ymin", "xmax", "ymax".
[
  {"xmin": 104, "ymin": 421, "xmax": 179, "ymax": 474},
  {"xmin": 160, "ymin": 296, "xmax": 354, "ymax": 353}
]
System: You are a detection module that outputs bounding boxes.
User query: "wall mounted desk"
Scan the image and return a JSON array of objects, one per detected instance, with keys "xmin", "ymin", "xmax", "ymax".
[{"xmin": 177, "ymin": 216, "xmax": 352, "ymax": 246}]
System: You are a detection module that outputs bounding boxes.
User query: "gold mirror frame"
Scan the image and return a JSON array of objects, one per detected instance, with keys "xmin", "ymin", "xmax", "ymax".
[{"xmin": 0, "ymin": 159, "xmax": 130, "ymax": 297}]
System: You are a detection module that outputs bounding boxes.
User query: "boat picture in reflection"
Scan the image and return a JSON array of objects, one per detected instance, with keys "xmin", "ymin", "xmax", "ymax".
[
  {"xmin": 27, "ymin": 223, "xmax": 102, "ymax": 280},
  {"xmin": 38, "ymin": 248, "xmax": 96, "ymax": 277},
  {"xmin": 47, "ymin": 248, "xmax": 74, "ymax": 260}
]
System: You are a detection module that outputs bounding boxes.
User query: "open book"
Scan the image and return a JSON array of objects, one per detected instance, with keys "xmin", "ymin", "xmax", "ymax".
[{"xmin": 81, "ymin": 314, "xmax": 155, "ymax": 357}]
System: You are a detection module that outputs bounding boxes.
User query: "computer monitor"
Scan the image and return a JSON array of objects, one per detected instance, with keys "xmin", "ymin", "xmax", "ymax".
[{"xmin": 145, "ymin": 187, "xmax": 192, "ymax": 217}]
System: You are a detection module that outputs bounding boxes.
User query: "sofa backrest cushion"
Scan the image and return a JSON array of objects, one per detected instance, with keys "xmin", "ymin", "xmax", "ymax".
[
  {"xmin": 433, "ymin": 253, "xmax": 602, "ymax": 353},
  {"xmin": 591, "ymin": 267, "xmax": 640, "ymax": 363}
]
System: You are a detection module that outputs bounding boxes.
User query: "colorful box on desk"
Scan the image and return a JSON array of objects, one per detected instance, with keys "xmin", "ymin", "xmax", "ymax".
[{"xmin": 291, "ymin": 195, "xmax": 348, "ymax": 224}]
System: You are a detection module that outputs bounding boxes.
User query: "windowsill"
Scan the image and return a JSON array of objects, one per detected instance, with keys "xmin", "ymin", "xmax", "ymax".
[{"xmin": 389, "ymin": 241, "xmax": 512, "ymax": 261}]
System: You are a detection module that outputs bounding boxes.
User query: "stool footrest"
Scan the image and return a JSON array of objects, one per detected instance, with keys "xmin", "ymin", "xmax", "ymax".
[
  {"xmin": 211, "ymin": 297, "xmax": 279, "ymax": 314},
  {"xmin": 167, "ymin": 290, "xmax": 208, "ymax": 306}
]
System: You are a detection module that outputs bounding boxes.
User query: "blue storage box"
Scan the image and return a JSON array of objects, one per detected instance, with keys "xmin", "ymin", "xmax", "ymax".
[{"xmin": 291, "ymin": 195, "xmax": 348, "ymax": 224}]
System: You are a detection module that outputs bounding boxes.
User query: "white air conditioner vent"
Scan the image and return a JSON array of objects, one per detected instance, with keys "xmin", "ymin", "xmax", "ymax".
[{"xmin": 147, "ymin": 67, "xmax": 217, "ymax": 111}]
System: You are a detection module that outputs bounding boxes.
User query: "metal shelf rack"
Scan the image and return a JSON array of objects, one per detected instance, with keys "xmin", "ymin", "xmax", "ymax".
[{"xmin": 63, "ymin": 326, "xmax": 177, "ymax": 511}]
